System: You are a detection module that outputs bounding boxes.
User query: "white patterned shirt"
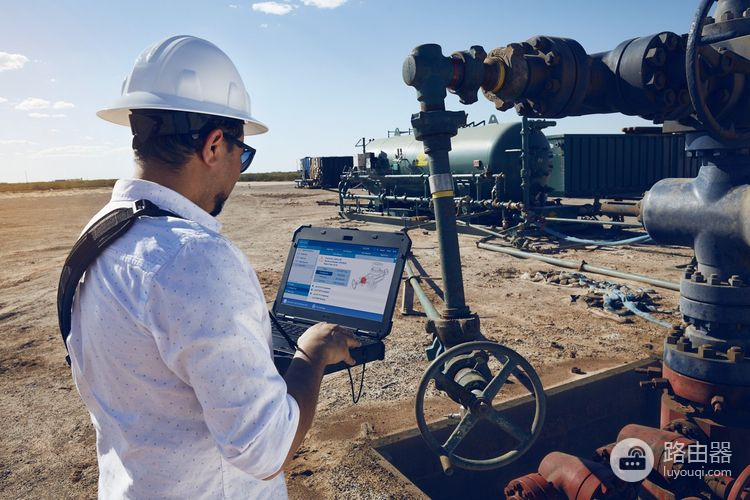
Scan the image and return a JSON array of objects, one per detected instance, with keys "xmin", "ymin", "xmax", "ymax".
[{"xmin": 67, "ymin": 178, "xmax": 299, "ymax": 499}]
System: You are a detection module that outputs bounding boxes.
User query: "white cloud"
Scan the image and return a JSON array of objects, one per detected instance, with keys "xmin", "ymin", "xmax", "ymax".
[
  {"xmin": 0, "ymin": 139, "xmax": 37, "ymax": 145},
  {"xmin": 30, "ymin": 145, "xmax": 130, "ymax": 159},
  {"xmin": 260, "ymin": 23, "xmax": 269, "ymax": 28},
  {"xmin": 228, "ymin": 3, "xmax": 240, "ymax": 7},
  {"xmin": 252, "ymin": 1, "xmax": 295, "ymax": 15},
  {"xmin": 302, "ymin": 0, "xmax": 347, "ymax": 8},
  {"xmin": 0, "ymin": 97, "xmax": 7, "ymax": 104},
  {"xmin": 14, "ymin": 98, "xmax": 74, "ymax": 114},
  {"xmin": 16, "ymin": 97, "xmax": 51, "ymax": 111},
  {"xmin": 28, "ymin": 112, "xmax": 66, "ymax": 118},
  {"xmin": 0, "ymin": 52, "xmax": 29, "ymax": 72},
  {"xmin": 52, "ymin": 101, "xmax": 75, "ymax": 109}
]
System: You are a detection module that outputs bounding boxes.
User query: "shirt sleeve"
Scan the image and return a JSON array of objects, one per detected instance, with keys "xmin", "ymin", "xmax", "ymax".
[{"xmin": 143, "ymin": 234, "xmax": 299, "ymax": 480}]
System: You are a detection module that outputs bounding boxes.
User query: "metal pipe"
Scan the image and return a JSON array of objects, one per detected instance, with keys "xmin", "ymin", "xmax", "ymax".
[
  {"xmin": 343, "ymin": 173, "xmax": 484, "ymax": 180},
  {"xmin": 456, "ymin": 220, "xmax": 523, "ymax": 239},
  {"xmin": 542, "ymin": 226, "xmax": 652, "ymax": 246},
  {"xmin": 404, "ymin": 260, "xmax": 441, "ymax": 320},
  {"xmin": 599, "ymin": 201, "xmax": 641, "ymax": 217},
  {"xmin": 545, "ymin": 217, "xmax": 643, "ymax": 228},
  {"xmin": 422, "ymin": 137, "xmax": 471, "ymax": 318},
  {"xmin": 520, "ymin": 116, "xmax": 531, "ymax": 210},
  {"xmin": 477, "ymin": 241, "xmax": 680, "ymax": 291}
]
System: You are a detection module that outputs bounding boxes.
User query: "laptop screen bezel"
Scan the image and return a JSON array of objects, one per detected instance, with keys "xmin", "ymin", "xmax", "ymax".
[{"xmin": 272, "ymin": 226, "xmax": 411, "ymax": 339}]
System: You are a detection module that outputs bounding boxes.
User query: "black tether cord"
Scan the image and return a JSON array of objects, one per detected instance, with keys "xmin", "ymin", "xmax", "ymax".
[{"xmin": 347, "ymin": 363, "xmax": 366, "ymax": 404}]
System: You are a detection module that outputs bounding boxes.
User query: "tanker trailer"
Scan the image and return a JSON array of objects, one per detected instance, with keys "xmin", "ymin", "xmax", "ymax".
[{"xmin": 340, "ymin": 121, "xmax": 553, "ymax": 217}]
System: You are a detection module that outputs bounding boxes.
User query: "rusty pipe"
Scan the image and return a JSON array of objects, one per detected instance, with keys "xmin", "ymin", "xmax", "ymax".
[
  {"xmin": 617, "ymin": 424, "xmax": 698, "ymax": 484},
  {"xmin": 538, "ymin": 452, "xmax": 635, "ymax": 499}
]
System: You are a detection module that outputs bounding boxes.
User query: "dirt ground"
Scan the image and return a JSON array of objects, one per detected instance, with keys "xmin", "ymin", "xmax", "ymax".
[{"xmin": 0, "ymin": 182, "xmax": 691, "ymax": 499}]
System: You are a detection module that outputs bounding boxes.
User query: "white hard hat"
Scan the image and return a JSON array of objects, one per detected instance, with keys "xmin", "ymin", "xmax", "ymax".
[{"xmin": 97, "ymin": 35, "xmax": 268, "ymax": 135}]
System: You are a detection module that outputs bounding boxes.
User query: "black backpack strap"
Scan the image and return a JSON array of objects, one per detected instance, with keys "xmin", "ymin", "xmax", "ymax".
[{"xmin": 57, "ymin": 199, "xmax": 180, "ymax": 366}]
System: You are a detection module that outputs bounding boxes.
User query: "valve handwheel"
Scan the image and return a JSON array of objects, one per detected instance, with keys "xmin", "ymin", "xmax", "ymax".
[
  {"xmin": 415, "ymin": 341, "xmax": 546, "ymax": 472},
  {"xmin": 686, "ymin": 0, "xmax": 750, "ymax": 142}
]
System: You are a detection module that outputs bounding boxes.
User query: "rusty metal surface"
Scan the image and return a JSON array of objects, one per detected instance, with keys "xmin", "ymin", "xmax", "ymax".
[
  {"xmin": 640, "ymin": 478, "xmax": 677, "ymax": 500},
  {"xmin": 538, "ymin": 451, "xmax": 636, "ymax": 499},
  {"xmin": 504, "ymin": 473, "xmax": 561, "ymax": 499},
  {"xmin": 617, "ymin": 424, "xmax": 697, "ymax": 483},
  {"xmin": 660, "ymin": 393, "xmax": 750, "ymax": 470},
  {"xmin": 662, "ymin": 363, "xmax": 750, "ymax": 409},
  {"xmin": 729, "ymin": 464, "xmax": 750, "ymax": 500}
]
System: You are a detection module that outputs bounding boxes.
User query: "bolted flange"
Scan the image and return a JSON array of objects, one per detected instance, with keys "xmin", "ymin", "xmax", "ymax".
[{"xmin": 426, "ymin": 314, "xmax": 482, "ymax": 348}]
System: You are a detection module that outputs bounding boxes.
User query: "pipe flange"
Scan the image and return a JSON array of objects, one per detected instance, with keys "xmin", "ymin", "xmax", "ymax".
[
  {"xmin": 449, "ymin": 46, "xmax": 487, "ymax": 105},
  {"xmin": 681, "ymin": 277, "xmax": 750, "ymax": 306},
  {"xmin": 680, "ymin": 296, "xmax": 750, "ymax": 324},
  {"xmin": 427, "ymin": 314, "xmax": 482, "ymax": 348},
  {"xmin": 664, "ymin": 342, "xmax": 750, "ymax": 386}
]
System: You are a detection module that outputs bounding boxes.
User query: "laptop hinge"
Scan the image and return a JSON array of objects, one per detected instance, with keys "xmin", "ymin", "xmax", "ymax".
[{"xmin": 277, "ymin": 314, "xmax": 317, "ymax": 326}]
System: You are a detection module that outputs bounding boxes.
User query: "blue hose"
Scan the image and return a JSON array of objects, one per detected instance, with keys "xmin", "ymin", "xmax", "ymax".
[
  {"xmin": 606, "ymin": 289, "xmax": 673, "ymax": 329},
  {"xmin": 543, "ymin": 226, "xmax": 652, "ymax": 246}
]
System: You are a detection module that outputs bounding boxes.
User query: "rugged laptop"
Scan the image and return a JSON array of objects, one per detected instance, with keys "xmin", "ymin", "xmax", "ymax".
[{"xmin": 271, "ymin": 225, "xmax": 411, "ymax": 375}]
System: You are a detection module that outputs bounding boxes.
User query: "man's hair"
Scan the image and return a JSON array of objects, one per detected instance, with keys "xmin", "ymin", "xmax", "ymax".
[{"xmin": 130, "ymin": 109, "xmax": 244, "ymax": 171}]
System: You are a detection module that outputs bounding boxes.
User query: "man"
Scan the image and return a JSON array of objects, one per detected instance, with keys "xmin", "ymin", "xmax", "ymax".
[{"xmin": 65, "ymin": 35, "xmax": 358, "ymax": 498}]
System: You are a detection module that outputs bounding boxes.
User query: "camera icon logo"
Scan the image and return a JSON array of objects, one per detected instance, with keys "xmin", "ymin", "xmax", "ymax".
[
  {"xmin": 610, "ymin": 438, "xmax": 654, "ymax": 482},
  {"xmin": 619, "ymin": 445, "xmax": 647, "ymax": 470}
]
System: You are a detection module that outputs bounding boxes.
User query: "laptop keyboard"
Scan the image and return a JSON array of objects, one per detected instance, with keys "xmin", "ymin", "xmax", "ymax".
[{"xmin": 271, "ymin": 320, "xmax": 379, "ymax": 354}]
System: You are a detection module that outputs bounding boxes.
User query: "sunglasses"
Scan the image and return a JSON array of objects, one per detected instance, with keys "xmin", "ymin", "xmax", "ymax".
[{"xmin": 224, "ymin": 134, "xmax": 256, "ymax": 173}]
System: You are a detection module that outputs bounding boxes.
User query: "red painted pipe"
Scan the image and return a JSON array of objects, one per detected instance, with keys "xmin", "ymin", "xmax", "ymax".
[
  {"xmin": 538, "ymin": 452, "xmax": 636, "ymax": 499},
  {"xmin": 728, "ymin": 465, "xmax": 750, "ymax": 500},
  {"xmin": 639, "ymin": 478, "xmax": 676, "ymax": 500},
  {"xmin": 618, "ymin": 424, "xmax": 697, "ymax": 482},
  {"xmin": 504, "ymin": 473, "xmax": 562, "ymax": 499}
]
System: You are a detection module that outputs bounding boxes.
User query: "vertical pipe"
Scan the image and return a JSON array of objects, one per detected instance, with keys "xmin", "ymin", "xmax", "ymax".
[
  {"xmin": 422, "ymin": 135, "xmax": 470, "ymax": 317},
  {"xmin": 520, "ymin": 116, "xmax": 531, "ymax": 210}
]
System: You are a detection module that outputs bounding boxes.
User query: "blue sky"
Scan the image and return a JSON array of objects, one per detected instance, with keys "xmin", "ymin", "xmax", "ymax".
[{"xmin": 0, "ymin": 1, "xmax": 694, "ymax": 183}]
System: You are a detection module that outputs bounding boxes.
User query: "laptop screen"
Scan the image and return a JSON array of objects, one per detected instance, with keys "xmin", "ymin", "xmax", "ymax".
[{"xmin": 280, "ymin": 238, "xmax": 400, "ymax": 322}]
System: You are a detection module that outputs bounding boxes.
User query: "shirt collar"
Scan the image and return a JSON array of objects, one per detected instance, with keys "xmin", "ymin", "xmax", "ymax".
[{"xmin": 110, "ymin": 178, "xmax": 222, "ymax": 233}]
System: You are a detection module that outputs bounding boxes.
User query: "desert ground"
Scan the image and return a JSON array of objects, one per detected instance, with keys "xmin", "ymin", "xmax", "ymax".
[{"xmin": 0, "ymin": 182, "xmax": 690, "ymax": 498}]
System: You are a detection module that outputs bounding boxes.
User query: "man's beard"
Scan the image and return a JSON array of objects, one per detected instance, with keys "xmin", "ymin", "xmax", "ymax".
[{"xmin": 210, "ymin": 193, "xmax": 228, "ymax": 217}]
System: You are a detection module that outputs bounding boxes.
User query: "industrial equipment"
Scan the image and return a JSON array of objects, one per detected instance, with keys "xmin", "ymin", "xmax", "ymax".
[
  {"xmin": 339, "ymin": 122, "xmax": 702, "ymax": 237},
  {"xmin": 296, "ymin": 156, "xmax": 353, "ymax": 188},
  {"xmin": 399, "ymin": 0, "xmax": 750, "ymax": 497},
  {"xmin": 547, "ymin": 132, "xmax": 700, "ymax": 198}
]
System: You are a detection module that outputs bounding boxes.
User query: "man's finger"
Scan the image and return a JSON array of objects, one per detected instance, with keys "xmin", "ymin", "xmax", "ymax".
[{"xmin": 345, "ymin": 336, "xmax": 361, "ymax": 348}]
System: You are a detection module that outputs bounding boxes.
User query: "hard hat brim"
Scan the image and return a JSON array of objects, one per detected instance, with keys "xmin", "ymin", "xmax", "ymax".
[{"xmin": 97, "ymin": 91, "xmax": 269, "ymax": 136}]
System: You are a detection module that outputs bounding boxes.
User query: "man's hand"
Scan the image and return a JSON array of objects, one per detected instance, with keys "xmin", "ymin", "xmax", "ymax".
[{"xmin": 296, "ymin": 322, "xmax": 361, "ymax": 368}]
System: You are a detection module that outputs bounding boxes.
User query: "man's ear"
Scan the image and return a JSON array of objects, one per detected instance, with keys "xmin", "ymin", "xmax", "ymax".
[{"xmin": 200, "ymin": 129, "xmax": 224, "ymax": 168}]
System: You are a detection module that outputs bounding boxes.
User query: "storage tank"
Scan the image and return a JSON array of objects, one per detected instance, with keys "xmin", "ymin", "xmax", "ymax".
[{"xmin": 363, "ymin": 122, "xmax": 551, "ymax": 202}]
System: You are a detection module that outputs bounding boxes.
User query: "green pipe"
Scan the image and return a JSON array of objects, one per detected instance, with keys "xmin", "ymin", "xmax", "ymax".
[
  {"xmin": 404, "ymin": 259, "xmax": 441, "ymax": 320},
  {"xmin": 477, "ymin": 241, "xmax": 680, "ymax": 292}
]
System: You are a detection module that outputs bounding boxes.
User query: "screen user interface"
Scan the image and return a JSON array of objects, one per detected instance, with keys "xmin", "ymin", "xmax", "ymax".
[{"xmin": 281, "ymin": 238, "xmax": 399, "ymax": 322}]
